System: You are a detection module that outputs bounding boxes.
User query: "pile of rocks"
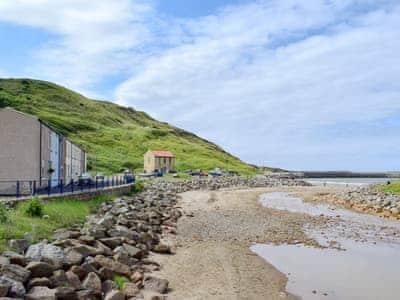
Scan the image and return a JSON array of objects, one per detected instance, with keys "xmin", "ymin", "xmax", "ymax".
[
  {"xmin": 320, "ymin": 188, "xmax": 400, "ymax": 219},
  {"xmin": 146, "ymin": 175, "xmax": 310, "ymax": 194},
  {"xmin": 0, "ymin": 175, "xmax": 306, "ymax": 299}
]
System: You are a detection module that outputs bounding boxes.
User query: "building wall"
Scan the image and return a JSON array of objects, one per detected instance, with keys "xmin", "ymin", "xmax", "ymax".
[
  {"xmin": 65, "ymin": 140, "xmax": 86, "ymax": 182},
  {"xmin": 144, "ymin": 150, "xmax": 155, "ymax": 173},
  {"xmin": 0, "ymin": 109, "xmax": 41, "ymax": 182},
  {"xmin": 143, "ymin": 151, "xmax": 175, "ymax": 173},
  {"xmin": 0, "ymin": 108, "xmax": 86, "ymax": 189}
]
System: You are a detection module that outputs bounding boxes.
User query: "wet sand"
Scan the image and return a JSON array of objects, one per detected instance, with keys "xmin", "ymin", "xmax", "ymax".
[{"xmin": 151, "ymin": 186, "xmax": 400, "ymax": 299}]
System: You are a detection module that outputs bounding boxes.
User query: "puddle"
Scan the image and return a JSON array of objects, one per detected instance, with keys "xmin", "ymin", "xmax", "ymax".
[{"xmin": 253, "ymin": 192, "xmax": 400, "ymax": 300}]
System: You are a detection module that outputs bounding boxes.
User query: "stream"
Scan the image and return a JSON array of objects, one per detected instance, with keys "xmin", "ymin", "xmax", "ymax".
[{"xmin": 251, "ymin": 192, "xmax": 400, "ymax": 300}]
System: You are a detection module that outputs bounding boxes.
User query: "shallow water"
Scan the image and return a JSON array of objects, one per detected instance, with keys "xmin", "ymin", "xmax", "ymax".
[
  {"xmin": 253, "ymin": 192, "xmax": 400, "ymax": 300},
  {"xmin": 305, "ymin": 177, "xmax": 394, "ymax": 186}
]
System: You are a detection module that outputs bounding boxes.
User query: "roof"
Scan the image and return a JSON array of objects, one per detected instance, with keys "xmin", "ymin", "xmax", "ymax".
[{"xmin": 150, "ymin": 150, "xmax": 174, "ymax": 158}]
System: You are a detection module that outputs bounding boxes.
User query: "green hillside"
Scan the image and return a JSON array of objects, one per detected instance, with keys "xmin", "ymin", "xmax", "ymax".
[{"xmin": 0, "ymin": 78, "xmax": 258, "ymax": 175}]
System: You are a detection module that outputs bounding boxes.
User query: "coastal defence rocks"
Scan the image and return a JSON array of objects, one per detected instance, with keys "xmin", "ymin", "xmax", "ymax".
[
  {"xmin": 317, "ymin": 188, "xmax": 400, "ymax": 219},
  {"xmin": 0, "ymin": 176, "xmax": 308, "ymax": 299}
]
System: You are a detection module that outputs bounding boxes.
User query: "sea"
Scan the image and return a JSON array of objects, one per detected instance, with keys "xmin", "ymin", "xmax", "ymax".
[{"xmin": 305, "ymin": 177, "xmax": 395, "ymax": 186}]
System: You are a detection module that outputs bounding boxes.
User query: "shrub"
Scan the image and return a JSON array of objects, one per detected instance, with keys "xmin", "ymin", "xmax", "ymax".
[
  {"xmin": 25, "ymin": 196, "xmax": 44, "ymax": 217},
  {"xmin": 130, "ymin": 180, "xmax": 144, "ymax": 194},
  {"xmin": 0, "ymin": 203, "xmax": 9, "ymax": 224},
  {"xmin": 112, "ymin": 275, "xmax": 130, "ymax": 290}
]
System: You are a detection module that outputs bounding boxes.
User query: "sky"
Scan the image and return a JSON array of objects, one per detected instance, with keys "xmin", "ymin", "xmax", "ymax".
[{"xmin": 0, "ymin": 0, "xmax": 399, "ymax": 171}]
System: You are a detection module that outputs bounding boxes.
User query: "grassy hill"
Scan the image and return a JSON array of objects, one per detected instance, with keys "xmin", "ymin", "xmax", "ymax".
[{"xmin": 0, "ymin": 78, "xmax": 258, "ymax": 175}]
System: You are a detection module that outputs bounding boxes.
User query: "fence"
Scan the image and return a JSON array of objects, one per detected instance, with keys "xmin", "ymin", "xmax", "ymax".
[{"xmin": 0, "ymin": 175, "xmax": 134, "ymax": 198}]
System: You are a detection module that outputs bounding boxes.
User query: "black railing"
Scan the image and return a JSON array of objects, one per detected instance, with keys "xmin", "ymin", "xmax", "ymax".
[{"xmin": 0, "ymin": 175, "xmax": 134, "ymax": 198}]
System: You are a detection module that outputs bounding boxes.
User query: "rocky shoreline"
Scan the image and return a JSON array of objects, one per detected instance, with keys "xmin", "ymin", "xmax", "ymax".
[
  {"xmin": 0, "ymin": 176, "xmax": 308, "ymax": 300},
  {"xmin": 314, "ymin": 187, "xmax": 400, "ymax": 219}
]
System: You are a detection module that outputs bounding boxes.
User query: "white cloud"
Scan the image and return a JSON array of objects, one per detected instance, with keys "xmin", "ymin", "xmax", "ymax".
[
  {"xmin": 0, "ymin": 0, "xmax": 156, "ymax": 91},
  {"xmin": 115, "ymin": 0, "xmax": 400, "ymax": 170},
  {"xmin": 0, "ymin": 0, "xmax": 399, "ymax": 170}
]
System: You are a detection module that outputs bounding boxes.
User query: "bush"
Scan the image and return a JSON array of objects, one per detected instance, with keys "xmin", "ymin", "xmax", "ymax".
[
  {"xmin": 25, "ymin": 196, "xmax": 44, "ymax": 217},
  {"xmin": 0, "ymin": 203, "xmax": 9, "ymax": 224},
  {"xmin": 130, "ymin": 180, "xmax": 144, "ymax": 194}
]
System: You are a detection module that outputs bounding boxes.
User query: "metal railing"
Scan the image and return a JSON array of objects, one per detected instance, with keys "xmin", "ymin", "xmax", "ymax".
[{"xmin": 0, "ymin": 175, "xmax": 134, "ymax": 198}]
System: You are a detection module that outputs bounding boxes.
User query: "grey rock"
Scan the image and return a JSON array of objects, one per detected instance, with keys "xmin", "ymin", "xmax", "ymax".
[
  {"xmin": 66, "ymin": 271, "xmax": 82, "ymax": 290},
  {"xmin": 105, "ymin": 290, "xmax": 125, "ymax": 300},
  {"xmin": 65, "ymin": 249, "xmax": 84, "ymax": 265},
  {"xmin": 0, "ymin": 276, "xmax": 26, "ymax": 298},
  {"xmin": 99, "ymin": 237, "xmax": 122, "ymax": 249},
  {"xmin": 55, "ymin": 286, "xmax": 78, "ymax": 300},
  {"xmin": 82, "ymin": 272, "xmax": 101, "ymax": 293},
  {"xmin": 0, "ymin": 280, "xmax": 10, "ymax": 297},
  {"xmin": 143, "ymin": 276, "xmax": 169, "ymax": 294},
  {"xmin": 122, "ymin": 243, "xmax": 142, "ymax": 258},
  {"xmin": 122, "ymin": 282, "xmax": 140, "ymax": 297},
  {"xmin": 8, "ymin": 239, "xmax": 30, "ymax": 254},
  {"xmin": 2, "ymin": 251, "xmax": 26, "ymax": 266},
  {"xmin": 25, "ymin": 286, "xmax": 56, "ymax": 300},
  {"xmin": 25, "ymin": 242, "xmax": 65, "ymax": 268},
  {"xmin": 0, "ymin": 264, "xmax": 30, "ymax": 282},
  {"xmin": 102, "ymin": 280, "xmax": 117, "ymax": 294},
  {"xmin": 0, "ymin": 257, "xmax": 10, "ymax": 268},
  {"xmin": 25, "ymin": 261, "xmax": 54, "ymax": 278},
  {"xmin": 28, "ymin": 277, "xmax": 52, "ymax": 288},
  {"xmin": 50, "ymin": 270, "xmax": 68, "ymax": 288}
]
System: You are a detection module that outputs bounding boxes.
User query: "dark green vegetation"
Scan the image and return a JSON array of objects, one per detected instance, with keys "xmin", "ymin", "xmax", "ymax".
[
  {"xmin": 130, "ymin": 180, "xmax": 144, "ymax": 194},
  {"xmin": 374, "ymin": 181, "xmax": 400, "ymax": 195},
  {"xmin": 24, "ymin": 196, "xmax": 44, "ymax": 217},
  {"xmin": 0, "ymin": 194, "xmax": 112, "ymax": 251},
  {"xmin": 0, "ymin": 78, "xmax": 259, "ymax": 174}
]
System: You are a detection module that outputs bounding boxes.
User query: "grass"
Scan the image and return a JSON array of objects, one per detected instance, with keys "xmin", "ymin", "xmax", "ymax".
[
  {"xmin": 113, "ymin": 275, "xmax": 130, "ymax": 290},
  {"xmin": 374, "ymin": 181, "xmax": 400, "ymax": 195},
  {"xmin": 0, "ymin": 78, "xmax": 260, "ymax": 175},
  {"xmin": 0, "ymin": 194, "xmax": 112, "ymax": 251}
]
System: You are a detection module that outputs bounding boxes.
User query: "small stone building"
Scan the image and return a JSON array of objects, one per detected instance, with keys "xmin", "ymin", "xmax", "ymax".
[
  {"xmin": 0, "ymin": 108, "xmax": 87, "ymax": 190},
  {"xmin": 144, "ymin": 150, "xmax": 175, "ymax": 174}
]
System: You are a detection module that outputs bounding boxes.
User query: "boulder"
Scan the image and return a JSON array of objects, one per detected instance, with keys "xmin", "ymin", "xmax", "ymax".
[
  {"xmin": 70, "ymin": 266, "xmax": 88, "ymax": 280},
  {"xmin": 104, "ymin": 290, "xmax": 125, "ymax": 300},
  {"xmin": 55, "ymin": 286, "xmax": 78, "ymax": 300},
  {"xmin": 76, "ymin": 289, "xmax": 100, "ymax": 300},
  {"xmin": 2, "ymin": 251, "xmax": 26, "ymax": 266},
  {"xmin": 152, "ymin": 244, "xmax": 171, "ymax": 254},
  {"xmin": 25, "ymin": 286, "xmax": 56, "ymax": 300},
  {"xmin": 27, "ymin": 277, "xmax": 52, "ymax": 288},
  {"xmin": 50, "ymin": 270, "xmax": 69, "ymax": 288},
  {"xmin": 102, "ymin": 280, "xmax": 117, "ymax": 294},
  {"xmin": 143, "ymin": 276, "xmax": 169, "ymax": 294},
  {"xmin": 0, "ymin": 258, "xmax": 10, "ymax": 268},
  {"xmin": 25, "ymin": 261, "xmax": 54, "ymax": 278},
  {"xmin": 94, "ymin": 255, "xmax": 131, "ymax": 277},
  {"xmin": 122, "ymin": 243, "xmax": 142, "ymax": 259},
  {"xmin": 0, "ymin": 280, "xmax": 10, "ymax": 297},
  {"xmin": 122, "ymin": 282, "xmax": 140, "ymax": 297},
  {"xmin": 99, "ymin": 238, "xmax": 123, "ymax": 249},
  {"xmin": 0, "ymin": 264, "xmax": 30, "ymax": 283},
  {"xmin": 25, "ymin": 242, "xmax": 65, "ymax": 268},
  {"xmin": 65, "ymin": 249, "xmax": 84, "ymax": 265},
  {"xmin": 66, "ymin": 271, "xmax": 82, "ymax": 290},
  {"xmin": 82, "ymin": 272, "xmax": 101, "ymax": 294},
  {"xmin": 0, "ymin": 276, "xmax": 26, "ymax": 298},
  {"xmin": 8, "ymin": 239, "xmax": 30, "ymax": 254}
]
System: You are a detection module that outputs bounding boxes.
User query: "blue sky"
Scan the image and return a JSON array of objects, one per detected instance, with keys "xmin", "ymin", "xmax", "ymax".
[{"xmin": 0, "ymin": 0, "xmax": 399, "ymax": 171}]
